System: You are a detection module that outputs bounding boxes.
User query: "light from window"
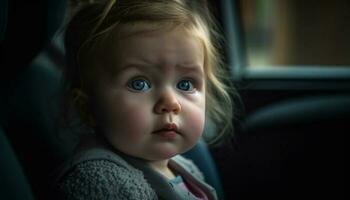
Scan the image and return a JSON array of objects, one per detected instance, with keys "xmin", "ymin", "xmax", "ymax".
[{"xmin": 239, "ymin": 0, "xmax": 350, "ymax": 68}]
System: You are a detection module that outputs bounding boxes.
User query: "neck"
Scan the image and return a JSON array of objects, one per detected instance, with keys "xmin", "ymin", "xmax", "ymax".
[{"xmin": 148, "ymin": 159, "xmax": 176, "ymax": 180}]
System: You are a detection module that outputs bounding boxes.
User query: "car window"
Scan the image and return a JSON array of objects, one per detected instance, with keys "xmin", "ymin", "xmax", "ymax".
[{"xmin": 222, "ymin": 0, "xmax": 350, "ymax": 80}]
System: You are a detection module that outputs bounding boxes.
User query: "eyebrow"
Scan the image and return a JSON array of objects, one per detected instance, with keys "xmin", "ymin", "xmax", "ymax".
[
  {"xmin": 175, "ymin": 64, "xmax": 204, "ymax": 76},
  {"xmin": 118, "ymin": 62, "xmax": 204, "ymax": 76}
]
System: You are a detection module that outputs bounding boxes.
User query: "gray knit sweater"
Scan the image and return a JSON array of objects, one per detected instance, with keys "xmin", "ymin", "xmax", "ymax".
[{"xmin": 53, "ymin": 148, "xmax": 217, "ymax": 200}]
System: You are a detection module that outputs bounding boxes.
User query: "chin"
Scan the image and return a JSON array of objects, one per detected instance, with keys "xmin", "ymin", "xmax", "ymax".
[{"xmin": 149, "ymin": 147, "xmax": 180, "ymax": 160}]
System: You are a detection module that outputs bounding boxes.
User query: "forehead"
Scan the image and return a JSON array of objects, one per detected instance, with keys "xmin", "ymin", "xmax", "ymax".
[
  {"xmin": 96, "ymin": 23, "xmax": 205, "ymax": 72},
  {"xmin": 107, "ymin": 22, "xmax": 204, "ymax": 52},
  {"xmin": 110, "ymin": 22, "xmax": 196, "ymax": 39}
]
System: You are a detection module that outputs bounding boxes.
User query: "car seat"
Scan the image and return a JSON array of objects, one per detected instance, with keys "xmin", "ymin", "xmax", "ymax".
[
  {"xmin": 0, "ymin": 0, "xmax": 68, "ymax": 199},
  {"xmin": 230, "ymin": 95, "xmax": 348, "ymax": 199},
  {"xmin": 0, "ymin": 0, "xmax": 226, "ymax": 199},
  {"xmin": 0, "ymin": 127, "xmax": 34, "ymax": 200}
]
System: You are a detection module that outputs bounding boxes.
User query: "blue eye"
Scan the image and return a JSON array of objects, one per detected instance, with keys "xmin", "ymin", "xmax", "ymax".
[
  {"xmin": 127, "ymin": 78, "xmax": 151, "ymax": 92},
  {"xmin": 177, "ymin": 80, "xmax": 194, "ymax": 91}
]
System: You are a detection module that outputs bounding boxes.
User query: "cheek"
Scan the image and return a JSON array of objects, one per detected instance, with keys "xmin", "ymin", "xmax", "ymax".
[
  {"xmin": 99, "ymin": 99, "xmax": 150, "ymax": 156},
  {"xmin": 189, "ymin": 110, "xmax": 205, "ymax": 135},
  {"xmin": 122, "ymin": 108, "xmax": 148, "ymax": 140},
  {"xmin": 183, "ymin": 104, "xmax": 205, "ymax": 142},
  {"xmin": 95, "ymin": 95, "xmax": 151, "ymax": 141},
  {"xmin": 113, "ymin": 100, "xmax": 150, "ymax": 139}
]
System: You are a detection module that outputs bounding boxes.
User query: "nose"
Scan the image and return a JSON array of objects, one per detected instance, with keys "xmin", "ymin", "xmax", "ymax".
[{"xmin": 154, "ymin": 90, "xmax": 181, "ymax": 114}]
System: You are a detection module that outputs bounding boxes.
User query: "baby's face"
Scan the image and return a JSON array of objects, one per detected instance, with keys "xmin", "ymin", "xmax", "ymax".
[{"xmin": 90, "ymin": 25, "xmax": 205, "ymax": 161}]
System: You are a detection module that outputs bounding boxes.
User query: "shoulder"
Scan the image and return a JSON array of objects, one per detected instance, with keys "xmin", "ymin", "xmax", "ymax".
[
  {"xmin": 54, "ymin": 150, "xmax": 157, "ymax": 200},
  {"xmin": 171, "ymin": 155, "xmax": 205, "ymax": 181}
]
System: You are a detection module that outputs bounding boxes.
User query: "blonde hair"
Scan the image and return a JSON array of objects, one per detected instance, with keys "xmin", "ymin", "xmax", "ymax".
[{"xmin": 64, "ymin": 0, "xmax": 236, "ymax": 146}]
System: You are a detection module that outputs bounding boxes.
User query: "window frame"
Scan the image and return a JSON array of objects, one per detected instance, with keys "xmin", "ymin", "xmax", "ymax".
[{"xmin": 221, "ymin": 0, "xmax": 350, "ymax": 90}]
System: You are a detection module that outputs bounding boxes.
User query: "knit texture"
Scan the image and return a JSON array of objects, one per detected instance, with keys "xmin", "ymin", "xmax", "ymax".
[{"xmin": 56, "ymin": 160, "xmax": 158, "ymax": 200}]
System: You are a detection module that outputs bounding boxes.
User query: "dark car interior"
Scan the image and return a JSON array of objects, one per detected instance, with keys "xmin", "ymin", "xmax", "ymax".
[{"xmin": 0, "ymin": 0, "xmax": 347, "ymax": 200}]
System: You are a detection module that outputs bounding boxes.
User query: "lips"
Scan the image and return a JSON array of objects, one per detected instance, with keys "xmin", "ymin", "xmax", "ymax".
[{"xmin": 152, "ymin": 123, "xmax": 180, "ymax": 139}]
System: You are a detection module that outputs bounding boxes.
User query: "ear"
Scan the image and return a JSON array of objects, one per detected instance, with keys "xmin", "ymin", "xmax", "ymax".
[{"xmin": 71, "ymin": 88, "xmax": 96, "ymax": 127}]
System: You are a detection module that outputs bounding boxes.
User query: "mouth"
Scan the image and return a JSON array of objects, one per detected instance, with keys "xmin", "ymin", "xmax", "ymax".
[{"xmin": 152, "ymin": 123, "xmax": 180, "ymax": 139}]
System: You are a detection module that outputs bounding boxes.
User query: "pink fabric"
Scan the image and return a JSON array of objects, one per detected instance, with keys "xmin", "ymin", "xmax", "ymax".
[{"xmin": 175, "ymin": 176, "xmax": 208, "ymax": 200}]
